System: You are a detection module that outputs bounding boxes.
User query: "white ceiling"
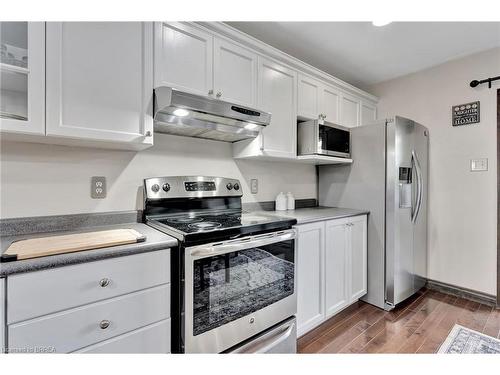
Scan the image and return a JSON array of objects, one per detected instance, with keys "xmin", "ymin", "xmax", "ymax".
[{"xmin": 226, "ymin": 22, "xmax": 500, "ymax": 89}]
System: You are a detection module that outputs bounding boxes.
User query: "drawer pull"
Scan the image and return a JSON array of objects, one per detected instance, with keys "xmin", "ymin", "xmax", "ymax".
[
  {"xmin": 100, "ymin": 320, "xmax": 110, "ymax": 330},
  {"xmin": 99, "ymin": 278, "xmax": 111, "ymax": 288}
]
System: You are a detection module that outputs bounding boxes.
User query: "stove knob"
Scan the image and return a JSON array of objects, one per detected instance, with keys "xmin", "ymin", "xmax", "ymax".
[
  {"xmin": 226, "ymin": 183, "xmax": 233, "ymax": 190},
  {"xmin": 162, "ymin": 183, "xmax": 171, "ymax": 192},
  {"xmin": 151, "ymin": 184, "xmax": 160, "ymax": 193},
  {"xmin": 233, "ymin": 183, "xmax": 240, "ymax": 191}
]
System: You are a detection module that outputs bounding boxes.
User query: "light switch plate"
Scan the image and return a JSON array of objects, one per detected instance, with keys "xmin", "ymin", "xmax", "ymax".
[
  {"xmin": 91, "ymin": 176, "xmax": 107, "ymax": 198},
  {"xmin": 250, "ymin": 179, "xmax": 258, "ymax": 194},
  {"xmin": 470, "ymin": 158, "xmax": 488, "ymax": 172}
]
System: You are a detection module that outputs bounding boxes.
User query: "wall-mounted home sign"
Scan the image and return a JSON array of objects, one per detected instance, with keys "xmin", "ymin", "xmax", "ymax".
[{"xmin": 452, "ymin": 101, "xmax": 480, "ymax": 126}]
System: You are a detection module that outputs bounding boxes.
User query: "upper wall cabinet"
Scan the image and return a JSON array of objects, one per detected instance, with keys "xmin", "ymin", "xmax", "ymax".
[
  {"xmin": 46, "ymin": 22, "xmax": 153, "ymax": 149},
  {"xmin": 233, "ymin": 57, "xmax": 297, "ymax": 159},
  {"xmin": 360, "ymin": 101, "xmax": 377, "ymax": 126},
  {"xmin": 297, "ymin": 74, "xmax": 340, "ymax": 124},
  {"xmin": 155, "ymin": 23, "xmax": 258, "ymax": 108},
  {"xmin": 297, "ymin": 74, "xmax": 321, "ymax": 120},
  {"xmin": 213, "ymin": 38, "xmax": 257, "ymax": 107},
  {"xmin": 154, "ymin": 22, "xmax": 213, "ymax": 97},
  {"xmin": 0, "ymin": 22, "xmax": 45, "ymax": 135},
  {"xmin": 340, "ymin": 92, "xmax": 361, "ymax": 128}
]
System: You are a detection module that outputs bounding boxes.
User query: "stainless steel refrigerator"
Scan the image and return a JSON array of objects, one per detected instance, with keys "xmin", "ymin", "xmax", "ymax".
[{"xmin": 319, "ymin": 116, "xmax": 428, "ymax": 310}]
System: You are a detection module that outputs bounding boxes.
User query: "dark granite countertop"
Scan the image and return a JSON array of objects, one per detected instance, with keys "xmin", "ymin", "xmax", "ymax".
[
  {"xmin": 253, "ymin": 206, "xmax": 369, "ymax": 225},
  {"xmin": 0, "ymin": 222, "xmax": 178, "ymax": 277}
]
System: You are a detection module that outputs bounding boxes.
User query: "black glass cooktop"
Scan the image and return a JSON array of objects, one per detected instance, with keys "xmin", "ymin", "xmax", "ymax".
[{"xmin": 149, "ymin": 210, "xmax": 297, "ymax": 244}]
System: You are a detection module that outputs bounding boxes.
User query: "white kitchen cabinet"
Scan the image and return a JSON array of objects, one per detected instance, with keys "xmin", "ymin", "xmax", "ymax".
[
  {"xmin": 6, "ymin": 250, "xmax": 171, "ymax": 354},
  {"xmin": 340, "ymin": 92, "xmax": 361, "ymax": 128},
  {"xmin": 0, "ymin": 22, "xmax": 45, "ymax": 135},
  {"xmin": 349, "ymin": 215, "xmax": 368, "ymax": 302},
  {"xmin": 296, "ymin": 222, "xmax": 325, "ymax": 337},
  {"xmin": 1, "ymin": 278, "xmax": 4, "ymax": 353},
  {"xmin": 233, "ymin": 57, "xmax": 297, "ymax": 159},
  {"xmin": 258, "ymin": 58, "xmax": 297, "ymax": 158},
  {"xmin": 360, "ymin": 100, "xmax": 377, "ymax": 126},
  {"xmin": 213, "ymin": 37, "xmax": 257, "ymax": 107},
  {"xmin": 297, "ymin": 74, "xmax": 321, "ymax": 120},
  {"xmin": 45, "ymin": 22, "xmax": 153, "ymax": 149},
  {"xmin": 75, "ymin": 319, "xmax": 171, "ymax": 354},
  {"xmin": 324, "ymin": 218, "xmax": 349, "ymax": 318},
  {"xmin": 322, "ymin": 85, "xmax": 341, "ymax": 124},
  {"xmin": 8, "ymin": 250, "xmax": 170, "ymax": 323},
  {"xmin": 296, "ymin": 214, "xmax": 368, "ymax": 337},
  {"xmin": 297, "ymin": 74, "xmax": 341, "ymax": 124},
  {"xmin": 154, "ymin": 22, "xmax": 213, "ymax": 97},
  {"xmin": 9, "ymin": 284, "xmax": 170, "ymax": 354}
]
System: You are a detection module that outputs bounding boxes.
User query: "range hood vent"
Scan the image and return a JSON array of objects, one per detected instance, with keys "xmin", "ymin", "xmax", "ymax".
[{"xmin": 153, "ymin": 87, "xmax": 271, "ymax": 142}]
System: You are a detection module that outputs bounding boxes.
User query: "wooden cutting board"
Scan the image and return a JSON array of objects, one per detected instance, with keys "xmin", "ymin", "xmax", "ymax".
[{"xmin": 1, "ymin": 228, "xmax": 146, "ymax": 262}]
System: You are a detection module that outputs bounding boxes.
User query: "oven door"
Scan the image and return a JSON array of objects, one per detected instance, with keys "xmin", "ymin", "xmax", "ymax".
[
  {"xmin": 184, "ymin": 229, "xmax": 297, "ymax": 353},
  {"xmin": 318, "ymin": 122, "xmax": 350, "ymax": 158}
]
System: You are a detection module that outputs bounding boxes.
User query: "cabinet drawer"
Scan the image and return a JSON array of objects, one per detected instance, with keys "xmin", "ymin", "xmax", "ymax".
[
  {"xmin": 75, "ymin": 319, "xmax": 171, "ymax": 353},
  {"xmin": 8, "ymin": 284, "xmax": 170, "ymax": 354},
  {"xmin": 8, "ymin": 250, "xmax": 170, "ymax": 323}
]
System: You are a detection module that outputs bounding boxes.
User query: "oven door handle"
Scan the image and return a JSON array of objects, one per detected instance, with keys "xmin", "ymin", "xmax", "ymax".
[{"xmin": 188, "ymin": 229, "xmax": 296, "ymax": 259}]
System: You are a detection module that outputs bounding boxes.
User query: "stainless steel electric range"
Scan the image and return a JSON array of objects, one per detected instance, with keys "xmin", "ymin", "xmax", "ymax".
[{"xmin": 143, "ymin": 176, "xmax": 298, "ymax": 354}]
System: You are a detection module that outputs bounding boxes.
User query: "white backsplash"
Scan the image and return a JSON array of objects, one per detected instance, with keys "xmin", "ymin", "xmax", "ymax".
[{"xmin": 0, "ymin": 133, "xmax": 317, "ymax": 218}]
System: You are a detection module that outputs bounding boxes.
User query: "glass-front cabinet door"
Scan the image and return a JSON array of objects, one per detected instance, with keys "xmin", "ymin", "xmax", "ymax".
[{"xmin": 0, "ymin": 22, "xmax": 45, "ymax": 135}]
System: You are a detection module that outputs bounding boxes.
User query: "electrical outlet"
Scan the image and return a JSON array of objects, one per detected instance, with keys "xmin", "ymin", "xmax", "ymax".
[
  {"xmin": 470, "ymin": 158, "xmax": 488, "ymax": 172},
  {"xmin": 91, "ymin": 176, "xmax": 107, "ymax": 199},
  {"xmin": 250, "ymin": 179, "xmax": 258, "ymax": 194}
]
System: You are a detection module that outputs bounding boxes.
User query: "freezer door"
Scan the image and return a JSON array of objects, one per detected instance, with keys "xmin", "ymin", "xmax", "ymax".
[
  {"xmin": 386, "ymin": 116, "xmax": 426, "ymax": 306},
  {"xmin": 412, "ymin": 121, "xmax": 428, "ymax": 292}
]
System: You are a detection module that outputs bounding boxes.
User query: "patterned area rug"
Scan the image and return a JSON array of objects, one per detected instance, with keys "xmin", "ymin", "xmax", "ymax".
[{"xmin": 438, "ymin": 324, "xmax": 500, "ymax": 354}]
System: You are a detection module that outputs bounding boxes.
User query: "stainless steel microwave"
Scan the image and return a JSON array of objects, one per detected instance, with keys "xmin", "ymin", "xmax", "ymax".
[{"xmin": 297, "ymin": 119, "xmax": 351, "ymax": 158}]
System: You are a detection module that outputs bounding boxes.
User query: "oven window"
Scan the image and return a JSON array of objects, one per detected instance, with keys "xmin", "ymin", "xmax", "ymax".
[
  {"xmin": 192, "ymin": 239, "xmax": 295, "ymax": 336},
  {"xmin": 319, "ymin": 125, "xmax": 349, "ymax": 154}
]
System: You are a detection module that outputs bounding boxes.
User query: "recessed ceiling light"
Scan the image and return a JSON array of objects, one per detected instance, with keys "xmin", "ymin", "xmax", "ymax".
[
  {"xmin": 173, "ymin": 108, "xmax": 190, "ymax": 117},
  {"xmin": 372, "ymin": 21, "xmax": 392, "ymax": 27}
]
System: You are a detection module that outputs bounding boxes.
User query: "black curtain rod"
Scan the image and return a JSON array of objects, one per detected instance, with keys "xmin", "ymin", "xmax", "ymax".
[{"xmin": 470, "ymin": 75, "xmax": 500, "ymax": 89}]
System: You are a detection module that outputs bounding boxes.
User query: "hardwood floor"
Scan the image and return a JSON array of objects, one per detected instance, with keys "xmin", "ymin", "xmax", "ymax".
[{"xmin": 298, "ymin": 289, "xmax": 500, "ymax": 353}]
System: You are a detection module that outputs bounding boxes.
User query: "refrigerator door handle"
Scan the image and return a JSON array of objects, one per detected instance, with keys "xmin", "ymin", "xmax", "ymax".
[{"xmin": 411, "ymin": 150, "xmax": 423, "ymax": 224}]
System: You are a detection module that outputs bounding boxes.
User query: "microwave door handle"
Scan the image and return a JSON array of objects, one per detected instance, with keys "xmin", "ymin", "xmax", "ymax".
[{"xmin": 189, "ymin": 229, "xmax": 296, "ymax": 258}]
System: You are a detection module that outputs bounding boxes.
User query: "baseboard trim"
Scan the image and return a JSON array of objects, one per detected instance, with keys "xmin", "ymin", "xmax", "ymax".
[{"xmin": 426, "ymin": 279, "xmax": 497, "ymax": 307}]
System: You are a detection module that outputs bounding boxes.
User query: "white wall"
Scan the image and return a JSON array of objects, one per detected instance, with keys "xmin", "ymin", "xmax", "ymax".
[
  {"xmin": 0, "ymin": 133, "xmax": 317, "ymax": 218},
  {"xmin": 369, "ymin": 47, "xmax": 499, "ymax": 296}
]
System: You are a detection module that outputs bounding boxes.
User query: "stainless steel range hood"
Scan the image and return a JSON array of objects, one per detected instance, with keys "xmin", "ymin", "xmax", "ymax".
[{"xmin": 153, "ymin": 87, "xmax": 271, "ymax": 142}]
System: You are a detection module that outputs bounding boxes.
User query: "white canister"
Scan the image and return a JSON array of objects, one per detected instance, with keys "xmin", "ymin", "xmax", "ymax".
[
  {"xmin": 275, "ymin": 192, "xmax": 287, "ymax": 211},
  {"xmin": 286, "ymin": 192, "xmax": 295, "ymax": 210}
]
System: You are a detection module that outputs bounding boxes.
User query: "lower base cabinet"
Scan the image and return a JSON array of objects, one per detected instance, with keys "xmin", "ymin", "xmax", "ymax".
[
  {"xmin": 4, "ymin": 250, "xmax": 171, "ymax": 354},
  {"xmin": 296, "ymin": 215, "xmax": 367, "ymax": 337},
  {"xmin": 75, "ymin": 319, "xmax": 171, "ymax": 354}
]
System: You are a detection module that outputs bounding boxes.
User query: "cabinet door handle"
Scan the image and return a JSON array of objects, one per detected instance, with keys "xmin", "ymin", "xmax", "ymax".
[
  {"xmin": 99, "ymin": 278, "xmax": 111, "ymax": 287},
  {"xmin": 99, "ymin": 320, "xmax": 110, "ymax": 329}
]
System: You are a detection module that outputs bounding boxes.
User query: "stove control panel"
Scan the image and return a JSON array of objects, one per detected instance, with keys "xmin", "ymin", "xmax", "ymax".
[
  {"xmin": 144, "ymin": 176, "xmax": 243, "ymax": 200},
  {"xmin": 185, "ymin": 181, "xmax": 216, "ymax": 192}
]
